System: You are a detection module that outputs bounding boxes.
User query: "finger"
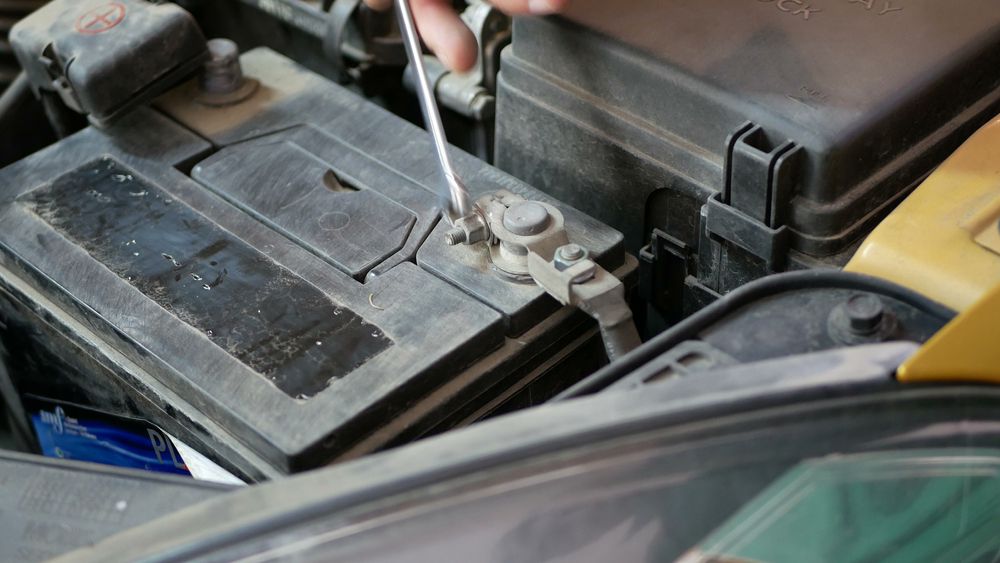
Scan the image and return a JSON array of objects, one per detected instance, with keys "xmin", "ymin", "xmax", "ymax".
[
  {"xmin": 489, "ymin": 0, "xmax": 570, "ymax": 15},
  {"xmin": 364, "ymin": 0, "xmax": 571, "ymax": 15},
  {"xmin": 363, "ymin": 0, "xmax": 393, "ymax": 11},
  {"xmin": 412, "ymin": 0, "xmax": 477, "ymax": 72}
]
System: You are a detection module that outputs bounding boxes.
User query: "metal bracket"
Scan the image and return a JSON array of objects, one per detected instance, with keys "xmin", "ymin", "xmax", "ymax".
[
  {"xmin": 323, "ymin": 0, "xmax": 407, "ymax": 81},
  {"xmin": 401, "ymin": 1, "xmax": 507, "ymax": 121},
  {"xmin": 446, "ymin": 190, "xmax": 641, "ymax": 361}
]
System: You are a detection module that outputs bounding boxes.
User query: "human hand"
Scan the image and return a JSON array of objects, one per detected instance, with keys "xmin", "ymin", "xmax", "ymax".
[{"xmin": 362, "ymin": 0, "xmax": 568, "ymax": 72}]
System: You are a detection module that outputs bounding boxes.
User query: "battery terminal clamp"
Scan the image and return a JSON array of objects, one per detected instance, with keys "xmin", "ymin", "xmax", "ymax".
[{"xmin": 446, "ymin": 190, "xmax": 641, "ymax": 361}]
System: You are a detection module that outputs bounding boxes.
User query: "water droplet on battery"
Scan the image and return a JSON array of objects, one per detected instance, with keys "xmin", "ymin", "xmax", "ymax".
[
  {"xmin": 206, "ymin": 329, "xmax": 214, "ymax": 337},
  {"xmin": 315, "ymin": 341, "xmax": 322, "ymax": 346},
  {"xmin": 190, "ymin": 273, "xmax": 203, "ymax": 281},
  {"xmin": 87, "ymin": 189, "xmax": 111, "ymax": 202},
  {"xmin": 202, "ymin": 284, "xmax": 212, "ymax": 290},
  {"xmin": 333, "ymin": 308, "xmax": 342, "ymax": 316},
  {"xmin": 371, "ymin": 330, "xmax": 380, "ymax": 338},
  {"xmin": 132, "ymin": 252, "xmax": 139, "ymax": 257},
  {"xmin": 111, "ymin": 173, "xmax": 133, "ymax": 183}
]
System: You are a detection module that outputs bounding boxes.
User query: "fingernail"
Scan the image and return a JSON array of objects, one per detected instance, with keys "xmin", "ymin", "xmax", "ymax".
[{"xmin": 528, "ymin": 0, "xmax": 563, "ymax": 14}]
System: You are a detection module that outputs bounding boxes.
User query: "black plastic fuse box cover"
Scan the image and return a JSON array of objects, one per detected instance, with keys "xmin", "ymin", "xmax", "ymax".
[
  {"xmin": 496, "ymin": 0, "xmax": 1000, "ymax": 288},
  {"xmin": 11, "ymin": 0, "xmax": 206, "ymax": 125},
  {"xmin": 0, "ymin": 49, "xmax": 630, "ymax": 480}
]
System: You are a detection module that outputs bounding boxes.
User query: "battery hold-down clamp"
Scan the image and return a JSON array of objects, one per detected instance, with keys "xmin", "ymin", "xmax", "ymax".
[{"xmin": 445, "ymin": 190, "xmax": 641, "ymax": 361}]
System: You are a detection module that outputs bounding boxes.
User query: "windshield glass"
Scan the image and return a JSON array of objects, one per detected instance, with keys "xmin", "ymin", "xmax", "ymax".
[{"xmin": 684, "ymin": 450, "xmax": 1000, "ymax": 563}]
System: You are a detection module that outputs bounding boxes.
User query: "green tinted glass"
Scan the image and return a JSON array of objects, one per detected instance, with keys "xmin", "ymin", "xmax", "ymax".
[{"xmin": 687, "ymin": 450, "xmax": 1000, "ymax": 563}]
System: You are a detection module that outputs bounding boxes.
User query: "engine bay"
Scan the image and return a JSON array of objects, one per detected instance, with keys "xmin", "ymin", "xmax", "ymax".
[{"xmin": 1, "ymin": 0, "xmax": 999, "ymax": 560}]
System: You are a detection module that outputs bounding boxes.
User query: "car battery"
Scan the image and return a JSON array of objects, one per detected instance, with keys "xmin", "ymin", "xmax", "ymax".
[
  {"xmin": 0, "ymin": 48, "xmax": 634, "ymax": 481},
  {"xmin": 495, "ymin": 0, "xmax": 1000, "ymax": 317}
]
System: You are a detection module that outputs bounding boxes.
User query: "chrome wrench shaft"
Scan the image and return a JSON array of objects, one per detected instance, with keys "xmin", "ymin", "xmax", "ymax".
[{"xmin": 394, "ymin": 0, "xmax": 473, "ymax": 225}]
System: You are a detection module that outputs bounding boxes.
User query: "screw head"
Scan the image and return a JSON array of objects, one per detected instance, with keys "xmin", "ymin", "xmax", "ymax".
[
  {"xmin": 845, "ymin": 294, "xmax": 885, "ymax": 335},
  {"xmin": 503, "ymin": 202, "xmax": 550, "ymax": 236}
]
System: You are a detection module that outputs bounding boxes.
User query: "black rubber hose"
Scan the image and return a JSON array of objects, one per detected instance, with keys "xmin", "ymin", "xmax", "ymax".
[
  {"xmin": 0, "ymin": 71, "xmax": 64, "ymax": 166},
  {"xmin": 0, "ymin": 0, "xmax": 49, "ymax": 92},
  {"xmin": 0, "ymin": 70, "xmax": 29, "ymax": 122},
  {"xmin": 552, "ymin": 270, "xmax": 956, "ymax": 401}
]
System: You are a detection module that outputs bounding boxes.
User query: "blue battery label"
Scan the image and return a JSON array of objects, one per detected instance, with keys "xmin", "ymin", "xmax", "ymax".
[{"xmin": 25, "ymin": 397, "xmax": 193, "ymax": 477}]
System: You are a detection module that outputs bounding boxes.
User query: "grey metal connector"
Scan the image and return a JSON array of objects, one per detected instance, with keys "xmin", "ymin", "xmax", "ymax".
[
  {"xmin": 446, "ymin": 190, "xmax": 641, "ymax": 361},
  {"xmin": 196, "ymin": 38, "xmax": 259, "ymax": 107},
  {"xmin": 200, "ymin": 39, "xmax": 244, "ymax": 95}
]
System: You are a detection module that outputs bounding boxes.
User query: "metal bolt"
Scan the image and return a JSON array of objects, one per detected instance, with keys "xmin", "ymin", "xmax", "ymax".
[
  {"xmin": 503, "ymin": 201, "xmax": 550, "ymax": 236},
  {"xmin": 845, "ymin": 294, "xmax": 885, "ymax": 335},
  {"xmin": 558, "ymin": 244, "xmax": 586, "ymax": 262},
  {"xmin": 444, "ymin": 213, "xmax": 490, "ymax": 246},
  {"xmin": 444, "ymin": 228, "xmax": 467, "ymax": 246},
  {"xmin": 200, "ymin": 38, "xmax": 245, "ymax": 95}
]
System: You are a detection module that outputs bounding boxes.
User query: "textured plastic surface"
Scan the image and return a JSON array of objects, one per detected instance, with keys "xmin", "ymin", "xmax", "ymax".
[
  {"xmin": 496, "ymin": 1, "xmax": 1000, "ymax": 289},
  {"xmin": 557, "ymin": 271, "xmax": 955, "ymax": 399},
  {"xmin": 27, "ymin": 159, "xmax": 392, "ymax": 399},
  {"xmin": 11, "ymin": 0, "xmax": 206, "ymax": 124},
  {"xmin": 847, "ymin": 115, "xmax": 1000, "ymax": 312},
  {"xmin": 608, "ymin": 273, "xmax": 951, "ymax": 391},
  {"xmin": 0, "ymin": 450, "xmax": 229, "ymax": 562},
  {"xmin": 0, "ymin": 49, "xmax": 631, "ymax": 478}
]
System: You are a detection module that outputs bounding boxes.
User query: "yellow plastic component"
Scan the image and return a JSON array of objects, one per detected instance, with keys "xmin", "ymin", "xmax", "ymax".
[
  {"xmin": 898, "ymin": 284, "xmax": 1000, "ymax": 384},
  {"xmin": 846, "ymin": 116, "xmax": 1000, "ymax": 312}
]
